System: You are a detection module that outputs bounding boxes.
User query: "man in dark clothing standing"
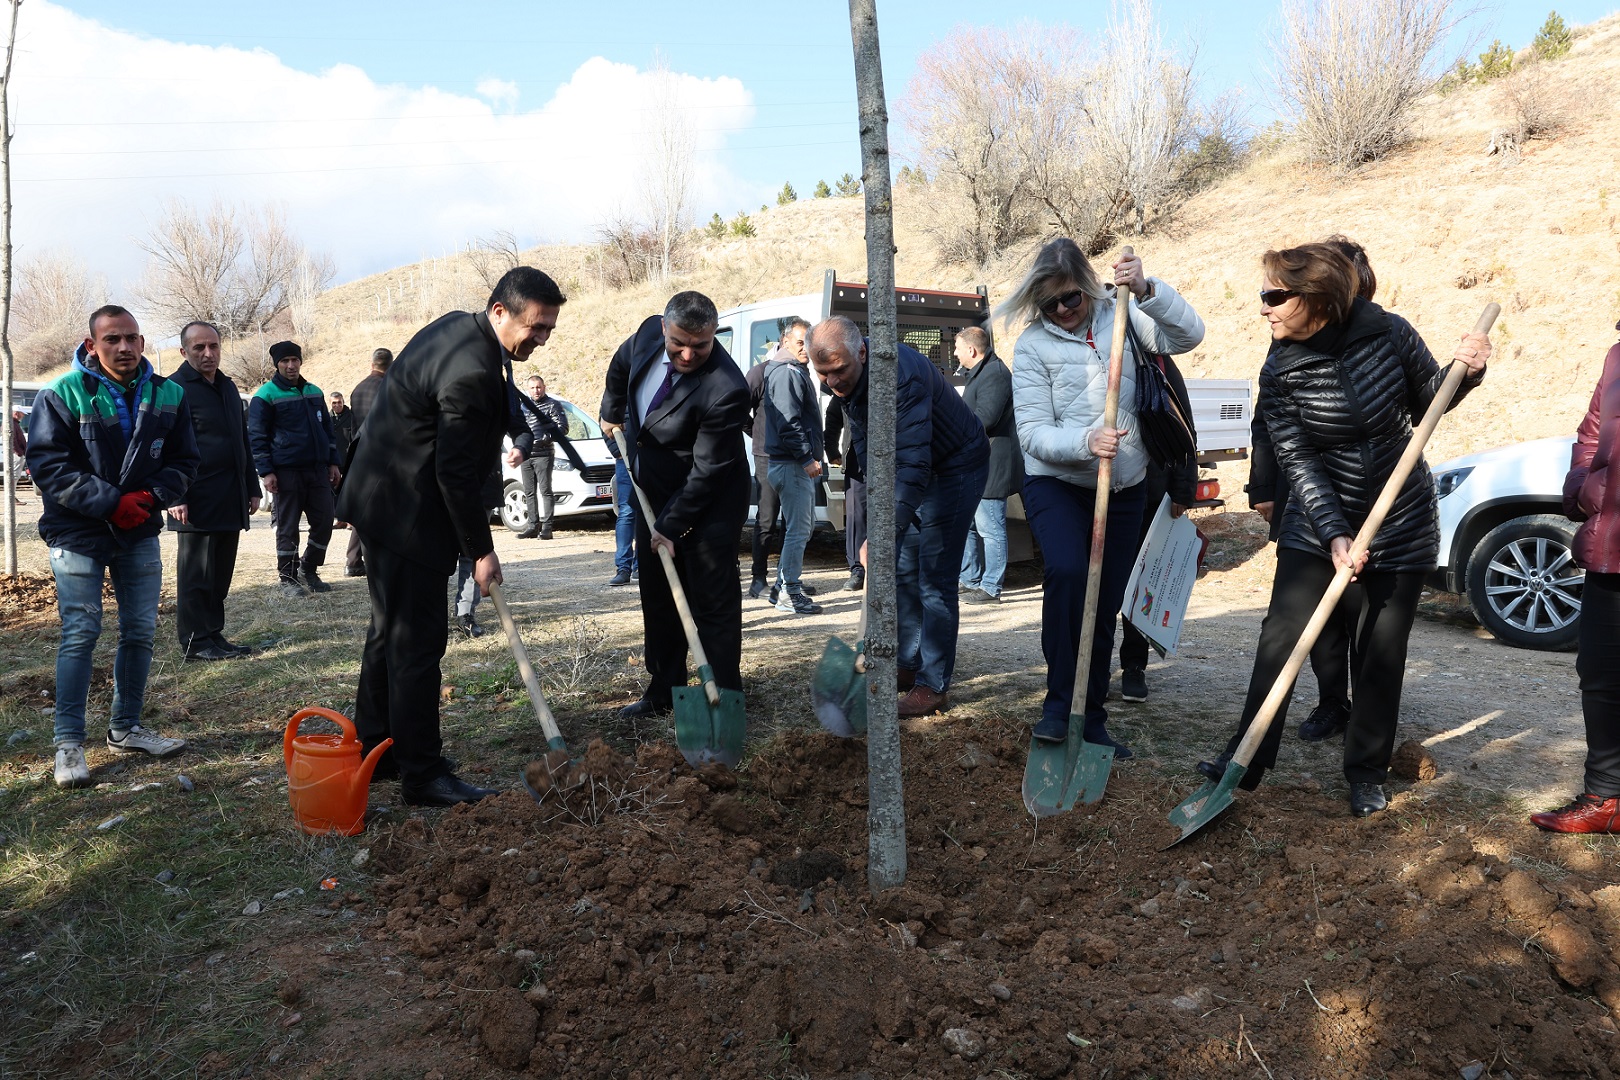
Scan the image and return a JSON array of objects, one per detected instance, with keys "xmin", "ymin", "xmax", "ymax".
[
  {"xmin": 810, "ymin": 316, "xmax": 989, "ymax": 718},
  {"xmin": 743, "ymin": 319, "xmax": 809, "ymax": 598},
  {"xmin": 517, "ymin": 374, "xmax": 568, "ymax": 539},
  {"xmin": 248, "ymin": 341, "xmax": 340, "ymax": 598},
  {"xmin": 601, "ymin": 291, "xmax": 751, "ymax": 721},
  {"xmin": 338, "ymin": 267, "xmax": 565, "ymax": 807},
  {"xmin": 167, "ymin": 321, "xmax": 262, "ymax": 660},
  {"xmin": 342, "ymin": 348, "xmax": 392, "ymax": 577},
  {"xmin": 762, "ymin": 319, "xmax": 824, "ymax": 614},
  {"xmin": 824, "ymin": 392, "xmax": 865, "ymax": 591},
  {"xmin": 955, "ymin": 326, "xmax": 1022, "ymax": 604},
  {"xmin": 329, "ymin": 391, "xmax": 358, "ymax": 464}
]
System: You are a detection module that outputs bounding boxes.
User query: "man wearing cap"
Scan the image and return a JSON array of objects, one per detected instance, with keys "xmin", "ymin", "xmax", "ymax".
[{"xmin": 248, "ymin": 340, "xmax": 340, "ymax": 598}]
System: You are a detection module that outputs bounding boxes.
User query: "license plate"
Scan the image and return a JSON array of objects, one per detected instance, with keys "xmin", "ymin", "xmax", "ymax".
[{"xmin": 594, "ymin": 485, "xmax": 613, "ymax": 498}]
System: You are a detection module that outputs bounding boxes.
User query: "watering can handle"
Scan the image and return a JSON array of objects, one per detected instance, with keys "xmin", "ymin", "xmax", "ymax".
[{"xmin": 283, "ymin": 706, "xmax": 358, "ymax": 776}]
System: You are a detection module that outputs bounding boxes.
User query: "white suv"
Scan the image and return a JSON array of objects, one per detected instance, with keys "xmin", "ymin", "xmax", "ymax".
[
  {"xmin": 1431, "ymin": 436, "xmax": 1582, "ymax": 650},
  {"xmin": 498, "ymin": 396, "xmax": 618, "ymax": 532}
]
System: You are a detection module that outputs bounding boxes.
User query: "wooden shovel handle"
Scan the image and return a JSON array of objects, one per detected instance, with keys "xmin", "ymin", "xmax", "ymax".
[
  {"xmin": 1229, "ymin": 303, "xmax": 1500, "ymax": 769},
  {"xmin": 1069, "ymin": 247, "xmax": 1134, "ymax": 707},
  {"xmin": 489, "ymin": 582, "xmax": 565, "ymax": 745},
  {"xmin": 612, "ymin": 428, "xmax": 721, "ymax": 706}
]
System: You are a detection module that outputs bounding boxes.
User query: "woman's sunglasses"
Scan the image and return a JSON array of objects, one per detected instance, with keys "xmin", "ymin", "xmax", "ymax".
[
  {"xmin": 1041, "ymin": 289, "xmax": 1087, "ymax": 315},
  {"xmin": 1259, "ymin": 289, "xmax": 1299, "ymax": 307}
]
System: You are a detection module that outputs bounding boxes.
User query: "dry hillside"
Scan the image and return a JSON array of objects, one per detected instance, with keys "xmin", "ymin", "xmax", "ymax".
[{"xmin": 298, "ymin": 13, "xmax": 1620, "ymax": 462}]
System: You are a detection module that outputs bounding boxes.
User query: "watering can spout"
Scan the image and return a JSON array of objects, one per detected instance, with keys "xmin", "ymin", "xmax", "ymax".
[{"xmin": 351, "ymin": 737, "xmax": 394, "ymax": 803}]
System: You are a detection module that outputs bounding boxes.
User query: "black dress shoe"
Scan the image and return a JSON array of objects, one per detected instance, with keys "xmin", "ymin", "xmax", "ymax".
[
  {"xmin": 619, "ymin": 697, "xmax": 673, "ymax": 721},
  {"xmin": 842, "ymin": 568, "xmax": 865, "ymax": 591},
  {"xmin": 344, "ymin": 564, "xmax": 366, "ymax": 578},
  {"xmin": 1350, "ymin": 782, "xmax": 1388, "ymax": 817},
  {"xmin": 1195, "ymin": 753, "xmax": 1265, "ymax": 791},
  {"xmin": 184, "ymin": 642, "xmax": 237, "ymax": 662},
  {"xmin": 369, "ymin": 751, "xmax": 457, "ymax": 784},
  {"xmin": 213, "ymin": 635, "xmax": 254, "ymax": 656},
  {"xmin": 402, "ymin": 772, "xmax": 498, "ymax": 807},
  {"xmin": 1299, "ymin": 702, "xmax": 1350, "ymax": 742},
  {"xmin": 452, "ymin": 614, "xmax": 484, "ymax": 638}
]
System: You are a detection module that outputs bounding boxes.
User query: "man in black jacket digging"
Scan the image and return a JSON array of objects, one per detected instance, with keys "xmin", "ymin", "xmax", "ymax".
[
  {"xmin": 601, "ymin": 291, "xmax": 751, "ymax": 721},
  {"xmin": 338, "ymin": 266, "xmax": 566, "ymax": 807},
  {"xmin": 167, "ymin": 321, "xmax": 262, "ymax": 660}
]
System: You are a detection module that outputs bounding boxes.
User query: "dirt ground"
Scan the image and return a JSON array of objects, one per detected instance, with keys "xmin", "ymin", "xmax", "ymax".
[{"xmin": 3, "ymin": 491, "xmax": 1612, "ymax": 1078}]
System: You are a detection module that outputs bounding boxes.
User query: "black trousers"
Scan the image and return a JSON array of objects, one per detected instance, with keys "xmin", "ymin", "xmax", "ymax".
[
  {"xmin": 272, "ymin": 466, "xmax": 334, "ymax": 579},
  {"xmin": 521, "ymin": 451, "xmax": 555, "ymax": 529},
  {"xmin": 353, "ymin": 538, "xmax": 452, "ymax": 785},
  {"xmin": 1223, "ymin": 547, "xmax": 1424, "ymax": 785},
  {"xmin": 1579, "ymin": 573, "xmax": 1620, "ymax": 798},
  {"xmin": 749, "ymin": 455, "xmax": 781, "ymax": 581},
  {"xmin": 175, "ymin": 530, "xmax": 240, "ymax": 649},
  {"xmin": 844, "ymin": 474, "xmax": 867, "ymax": 571},
  {"xmin": 638, "ymin": 518, "xmax": 743, "ymax": 702}
]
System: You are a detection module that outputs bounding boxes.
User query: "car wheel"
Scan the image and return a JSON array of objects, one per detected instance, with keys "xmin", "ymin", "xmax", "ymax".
[
  {"xmin": 500, "ymin": 482, "xmax": 530, "ymax": 534},
  {"xmin": 1465, "ymin": 514, "xmax": 1583, "ymax": 650}
]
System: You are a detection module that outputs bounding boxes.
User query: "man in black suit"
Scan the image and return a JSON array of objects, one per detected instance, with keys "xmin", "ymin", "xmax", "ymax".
[
  {"xmin": 337, "ymin": 266, "xmax": 565, "ymax": 807},
  {"xmin": 600, "ymin": 291, "xmax": 750, "ymax": 720},
  {"xmin": 342, "ymin": 347, "xmax": 393, "ymax": 577},
  {"xmin": 167, "ymin": 321, "xmax": 262, "ymax": 660}
]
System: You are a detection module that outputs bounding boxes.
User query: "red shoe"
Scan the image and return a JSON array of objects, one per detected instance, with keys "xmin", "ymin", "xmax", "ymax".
[
  {"xmin": 896, "ymin": 667, "xmax": 916, "ymax": 692},
  {"xmin": 898, "ymin": 685, "xmax": 948, "ymax": 718},
  {"xmin": 1530, "ymin": 794, "xmax": 1620, "ymax": 833}
]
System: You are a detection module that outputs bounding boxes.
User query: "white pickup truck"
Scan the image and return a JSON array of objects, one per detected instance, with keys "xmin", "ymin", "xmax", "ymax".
[{"xmin": 719, "ymin": 271, "xmax": 1253, "ymax": 555}]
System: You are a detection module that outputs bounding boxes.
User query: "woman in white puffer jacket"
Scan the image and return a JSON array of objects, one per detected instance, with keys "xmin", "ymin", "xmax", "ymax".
[{"xmin": 1003, "ymin": 237, "xmax": 1205, "ymax": 751}]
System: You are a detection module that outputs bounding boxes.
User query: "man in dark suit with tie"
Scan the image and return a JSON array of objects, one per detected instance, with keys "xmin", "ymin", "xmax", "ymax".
[
  {"xmin": 337, "ymin": 266, "xmax": 565, "ymax": 807},
  {"xmin": 600, "ymin": 291, "xmax": 751, "ymax": 720}
]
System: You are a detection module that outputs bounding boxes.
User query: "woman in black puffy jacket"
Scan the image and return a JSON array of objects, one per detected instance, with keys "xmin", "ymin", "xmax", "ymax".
[{"xmin": 1197, "ymin": 242, "xmax": 1490, "ymax": 817}]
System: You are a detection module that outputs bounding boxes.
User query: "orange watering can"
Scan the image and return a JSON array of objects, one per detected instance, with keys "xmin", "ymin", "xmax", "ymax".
[{"xmin": 283, "ymin": 707, "xmax": 392, "ymax": 836}]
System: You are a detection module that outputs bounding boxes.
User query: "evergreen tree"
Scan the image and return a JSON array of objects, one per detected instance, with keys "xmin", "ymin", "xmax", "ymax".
[
  {"xmin": 777, "ymin": 181, "xmax": 797, "ymax": 205},
  {"xmin": 835, "ymin": 172, "xmax": 862, "ymax": 197},
  {"xmin": 813, "ymin": 179, "xmax": 832, "ymax": 198},
  {"xmin": 728, "ymin": 212, "xmax": 755, "ymax": 238},
  {"xmin": 1532, "ymin": 11, "xmax": 1572, "ymax": 60},
  {"xmin": 705, "ymin": 212, "xmax": 726, "ymax": 239}
]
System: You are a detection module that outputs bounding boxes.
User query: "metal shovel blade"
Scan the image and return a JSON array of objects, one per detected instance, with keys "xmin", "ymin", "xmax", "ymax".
[
  {"xmin": 810, "ymin": 636, "xmax": 867, "ymax": 738},
  {"xmin": 1022, "ymin": 727, "xmax": 1117, "ymax": 817},
  {"xmin": 672, "ymin": 664, "xmax": 746, "ymax": 769},
  {"xmin": 1166, "ymin": 761, "xmax": 1248, "ymax": 844}
]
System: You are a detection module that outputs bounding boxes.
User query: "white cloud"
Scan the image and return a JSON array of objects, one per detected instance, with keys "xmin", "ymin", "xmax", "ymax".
[{"xmin": 9, "ymin": 2, "xmax": 757, "ymax": 290}]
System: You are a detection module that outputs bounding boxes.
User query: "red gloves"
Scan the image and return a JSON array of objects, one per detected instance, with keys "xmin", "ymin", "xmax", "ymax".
[{"xmin": 110, "ymin": 490, "xmax": 155, "ymax": 530}]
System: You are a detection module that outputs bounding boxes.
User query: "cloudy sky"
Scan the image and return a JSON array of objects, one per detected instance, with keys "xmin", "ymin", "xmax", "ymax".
[{"xmin": 9, "ymin": 0, "xmax": 1608, "ymax": 290}]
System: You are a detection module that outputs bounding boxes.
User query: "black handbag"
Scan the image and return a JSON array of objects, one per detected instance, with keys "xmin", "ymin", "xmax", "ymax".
[{"xmin": 1124, "ymin": 315, "xmax": 1197, "ymax": 470}]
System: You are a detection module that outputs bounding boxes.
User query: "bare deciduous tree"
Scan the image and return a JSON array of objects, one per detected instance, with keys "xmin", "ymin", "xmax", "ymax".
[
  {"xmin": 639, "ymin": 55, "xmax": 694, "ymax": 284},
  {"xmin": 2, "ymin": 0, "xmax": 19, "ymax": 577},
  {"xmin": 10, "ymin": 252, "xmax": 104, "ymax": 377},
  {"xmin": 1273, "ymin": 0, "xmax": 1461, "ymax": 168},
  {"xmin": 136, "ymin": 199, "xmax": 333, "ymax": 368},
  {"xmin": 465, "ymin": 229, "xmax": 521, "ymax": 292},
  {"xmin": 287, "ymin": 252, "xmax": 336, "ymax": 346}
]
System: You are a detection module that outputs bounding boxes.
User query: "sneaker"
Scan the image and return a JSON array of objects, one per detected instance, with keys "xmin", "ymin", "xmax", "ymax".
[
  {"xmin": 1530, "ymin": 793, "xmax": 1620, "ymax": 833},
  {"xmin": 963, "ymin": 589, "xmax": 1001, "ymax": 605},
  {"xmin": 1120, "ymin": 667, "xmax": 1148, "ymax": 702},
  {"xmin": 608, "ymin": 568, "xmax": 632, "ymax": 587},
  {"xmin": 1299, "ymin": 702, "xmax": 1350, "ymax": 742},
  {"xmin": 452, "ymin": 614, "xmax": 484, "ymax": 638},
  {"xmin": 107, "ymin": 725, "xmax": 186, "ymax": 758},
  {"xmin": 303, "ymin": 570, "xmax": 332, "ymax": 594},
  {"xmin": 775, "ymin": 588, "xmax": 822, "ymax": 615},
  {"xmin": 842, "ymin": 568, "xmax": 865, "ymax": 591},
  {"xmin": 748, "ymin": 577, "xmax": 767, "ymax": 599},
  {"xmin": 54, "ymin": 744, "xmax": 90, "ymax": 789}
]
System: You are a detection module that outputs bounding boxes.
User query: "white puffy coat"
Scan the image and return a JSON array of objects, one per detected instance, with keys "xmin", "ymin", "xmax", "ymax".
[{"xmin": 1011, "ymin": 278, "xmax": 1205, "ymax": 490}]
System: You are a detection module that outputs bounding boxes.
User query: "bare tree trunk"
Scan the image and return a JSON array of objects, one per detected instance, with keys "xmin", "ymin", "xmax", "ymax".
[
  {"xmin": 849, "ymin": 0, "xmax": 905, "ymax": 893},
  {"xmin": 1, "ymin": 1, "xmax": 20, "ymax": 579}
]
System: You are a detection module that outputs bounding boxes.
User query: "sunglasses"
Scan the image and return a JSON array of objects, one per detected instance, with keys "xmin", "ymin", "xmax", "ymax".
[
  {"xmin": 1259, "ymin": 288, "xmax": 1299, "ymax": 307},
  {"xmin": 1041, "ymin": 289, "xmax": 1087, "ymax": 315}
]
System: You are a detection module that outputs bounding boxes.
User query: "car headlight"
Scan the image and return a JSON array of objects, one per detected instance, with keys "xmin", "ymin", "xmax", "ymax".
[
  {"xmin": 1434, "ymin": 466, "xmax": 1473, "ymax": 499},
  {"xmin": 554, "ymin": 459, "xmax": 573, "ymax": 472}
]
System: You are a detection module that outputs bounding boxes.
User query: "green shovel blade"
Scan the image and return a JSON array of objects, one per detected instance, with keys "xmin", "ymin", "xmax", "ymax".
[
  {"xmin": 811, "ymin": 636, "xmax": 867, "ymax": 738},
  {"xmin": 672, "ymin": 664, "xmax": 746, "ymax": 769},
  {"xmin": 1022, "ymin": 723, "xmax": 1116, "ymax": 817},
  {"xmin": 1166, "ymin": 761, "xmax": 1247, "ymax": 844}
]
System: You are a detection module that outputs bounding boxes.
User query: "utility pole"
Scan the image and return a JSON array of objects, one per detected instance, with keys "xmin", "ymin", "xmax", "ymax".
[{"xmin": 848, "ymin": 0, "xmax": 905, "ymax": 892}]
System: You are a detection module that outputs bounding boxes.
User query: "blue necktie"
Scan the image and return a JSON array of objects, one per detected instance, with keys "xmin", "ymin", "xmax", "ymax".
[{"xmin": 647, "ymin": 362, "xmax": 675, "ymax": 414}]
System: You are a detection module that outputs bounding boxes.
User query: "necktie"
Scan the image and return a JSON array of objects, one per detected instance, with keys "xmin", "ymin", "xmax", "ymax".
[{"xmin": 647, "ymin": 361, "xmax": 675, "ymax": 414}]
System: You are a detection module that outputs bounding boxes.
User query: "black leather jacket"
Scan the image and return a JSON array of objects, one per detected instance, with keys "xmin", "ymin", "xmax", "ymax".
[{"xmin": 1261, "ymin": 298, "xmax": 1482, "ymax": 573}]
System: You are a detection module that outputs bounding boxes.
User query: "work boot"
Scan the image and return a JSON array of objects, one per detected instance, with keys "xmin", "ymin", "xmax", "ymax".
[
  {"xmin": 302, "ymin": 567, "xmax": 332, "ymax": 593},
  {"xmin": 898, "ymin": 685, "xmax": 948, "ymax": 717},
  {"xmin": 1120, "ymin": 667, "xmax": 1148, "ymax": 702},
  {"xmin": 842, "ymin": 566, "xmax": 865, "ymax": 591},
  {"xmin": 1530, "ymin": 793, "xmax": 1620, "ymax": 833},
  {"xmin": 540, "ymin": 524, "xmax": 553, "ymax": 540}
]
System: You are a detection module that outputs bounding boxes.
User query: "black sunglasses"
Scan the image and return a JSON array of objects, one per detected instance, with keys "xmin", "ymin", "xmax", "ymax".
[
  {"xmin": 1040, "ymin": 289, "xmax": 1087, "ymax": 315},
  {"xmin": 1259, "ymin": 288, "xmax": 1299, "ymax": 307}
]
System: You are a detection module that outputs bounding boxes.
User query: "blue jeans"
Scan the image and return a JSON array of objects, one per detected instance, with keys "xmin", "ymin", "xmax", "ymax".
[
  {"xmin": 49, "ymin": 536, "xmax": 163, "ymax": 747},
  {"xmin": 767, "ymin": 461, "xmax": 814, "ymax": 587},
  {"xmin": 614, "ymin": 458, "xmax": 638, "ymax": 574},
  {"xmin": 959, "ymin": 497, "xmax": 1009, "ymax": 597},
  {"xmin": 897, "ymin": 461, "xmax": 988, "ymax": 692},
  {"xmin": 1022, "ymin": 477, "xmax": 1145, "ymax": 735}
]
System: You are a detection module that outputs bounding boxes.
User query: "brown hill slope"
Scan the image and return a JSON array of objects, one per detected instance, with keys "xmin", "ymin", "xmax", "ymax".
[{"xmin": 304, "ymin": 13, "xmax": 1620, "ymax": 461}]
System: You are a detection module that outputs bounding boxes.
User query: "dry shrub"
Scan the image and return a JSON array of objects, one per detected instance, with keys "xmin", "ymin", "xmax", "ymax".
[
  {"xmin": 595, "ymin": 219, "xmax": 688, "ymax": 290},
  {"xmin": 10, "ymin": 252, "xmax": 105, "ymax": 377},
  {"xmin": 1495, "ymin": 67, "xmax": 1565, "ymax": 145},
  {"xmin": 1273, "ymin": 0, "xmax": 1460, "ymax": 168}
]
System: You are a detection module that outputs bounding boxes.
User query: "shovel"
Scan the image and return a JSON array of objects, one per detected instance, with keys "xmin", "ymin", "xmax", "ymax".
[
  {"xmin": 812, "ymin": 601, "xmax": 868, "ymax": 737},
  {"xmin": 1168, "ymin": 302, "xmax": 1501, "ymax": 844},
  {"xmin": 612, "ymin": 428, "xmax": 747, "ymax": 768},
  {"xmin": 488, "ymin": 582, "xmax": 575, "ymax": 801},
  {"xmin": 1022, "ymin": 248, "xmax": 1136, "ymax": 817}
]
